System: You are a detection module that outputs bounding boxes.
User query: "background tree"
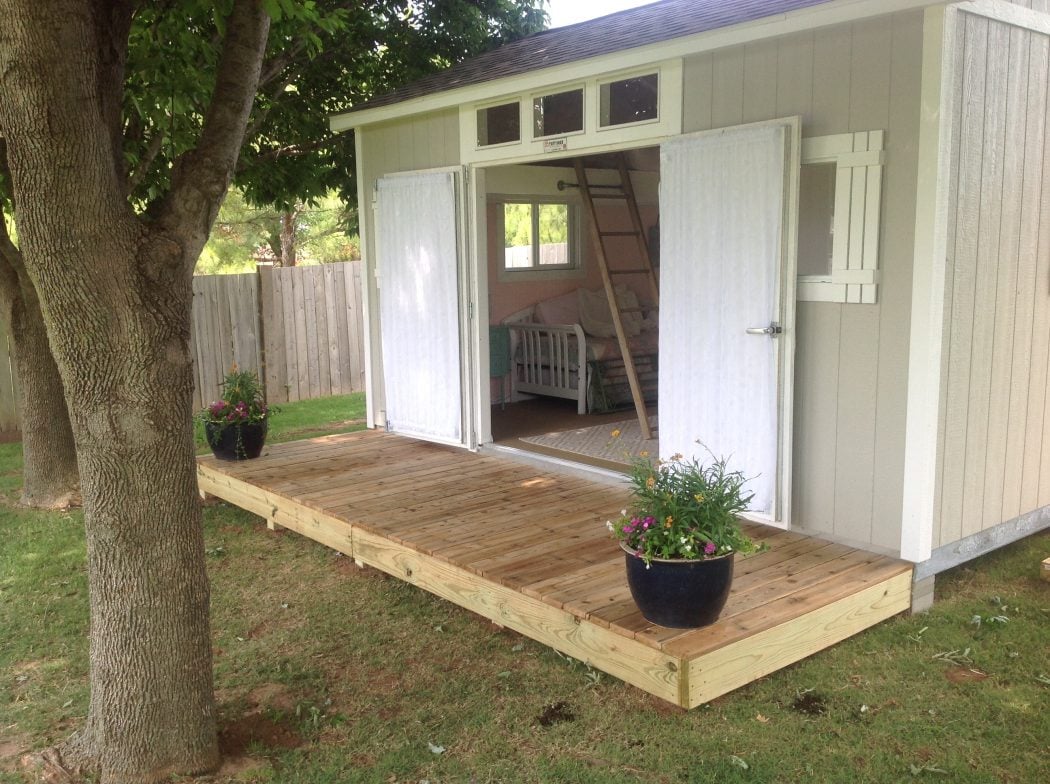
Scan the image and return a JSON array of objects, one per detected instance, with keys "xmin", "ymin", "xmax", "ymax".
[{"xmin": 0, "ymin": 1, "xmax": 544, "ymax": 781}]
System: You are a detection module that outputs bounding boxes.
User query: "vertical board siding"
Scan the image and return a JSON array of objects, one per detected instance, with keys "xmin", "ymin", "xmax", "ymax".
[
  {"xmin": 681, "ymin": 11, "xmax": 924, "ymax": 553},
  {"xmin": 937, "ymin": 13, "xmax": 1050, "ymax": 547}
]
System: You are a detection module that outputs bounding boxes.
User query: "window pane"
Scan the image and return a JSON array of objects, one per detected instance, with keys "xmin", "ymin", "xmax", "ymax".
[
  {"xmin": 797, "ymin": 163, "xmax": 836, "ymax": 277},
  {"xmin": 533, "ymin": 89, "xmax": 584, "ymax": 137},
  {"xmin": 503, "ymin": 203, "xmax": 533, "ymax": 268},
  {"xmin": 477, "ymin": 102, "xmax": 520, "ymax": 146},
  {"xmin": 600, "ymin": 73, "xmax": 659, "ymax": 127},
  {"xmin": 537, "ymin": 204, "xmax": 569, "ymax": 266}
]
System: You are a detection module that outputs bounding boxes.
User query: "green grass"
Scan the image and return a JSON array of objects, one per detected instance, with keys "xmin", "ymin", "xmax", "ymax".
[{"xmin": 3, "ymin": 394, "xmax": 1049, "ymax": 783}]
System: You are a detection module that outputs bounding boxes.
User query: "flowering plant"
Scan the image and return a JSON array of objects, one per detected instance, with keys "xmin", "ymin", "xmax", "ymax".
[
  {"xmin": 608, "ymin": 447, "xmax": 759, "ymax": 565},
  {"xmin": 197, "ymin": 368, "xmax": 276, "ymax": 431}
]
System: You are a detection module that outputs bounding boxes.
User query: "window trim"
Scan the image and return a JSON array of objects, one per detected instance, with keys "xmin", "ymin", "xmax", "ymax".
[
  {"xmin": 797, "ymin": 131, "xmax": 885, "ymax": 304},
  {"xmin": 460, "ymin": 59, "xmax": 683, "ymax": 165},
  {"xmin": 530, "ymin": 85, "xmax": 587, "ymax": 141},
  {"xmin": 475, "ymin": 99, "xmax": 524, "ymax": 149},
  {"xmin": 491, "ymin": 194, "xmax": 583, "ymax": 281},
  {"xmin": 596, "ymin": 70, "xmax": 661, "ymax": 132}
]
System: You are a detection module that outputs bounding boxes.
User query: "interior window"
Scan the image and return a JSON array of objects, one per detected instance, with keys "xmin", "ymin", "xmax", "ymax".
[
  {"xmin": 477, "ymin": 102, "xmax": 520, "ymax": 147},
  {"xmin": 600, "ymin": 73, "xmax": 659, "ymax": 127},
  {"xmin": 533, "ymin": 88, "xmax": 584, "ymax": 138},
  {"xmin": 502, "ymin": 200, "xmax": 575, "ymax": 271}
]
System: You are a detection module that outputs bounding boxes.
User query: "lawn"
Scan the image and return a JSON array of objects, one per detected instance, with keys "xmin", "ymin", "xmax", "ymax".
[{"xmin": 2, "ymin": 393, "xmax": 1049, "ymax": 783}]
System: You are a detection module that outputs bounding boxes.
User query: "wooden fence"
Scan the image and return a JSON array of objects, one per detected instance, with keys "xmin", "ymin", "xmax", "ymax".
[{"xmin": 0, "ymin": 261, "xmax": 366, "ymax": 432}]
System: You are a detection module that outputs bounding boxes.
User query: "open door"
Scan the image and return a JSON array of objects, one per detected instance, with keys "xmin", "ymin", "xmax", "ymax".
[
  {"xmin": 375, "ymin": 168, "xmax": 468, "ymax": 446},
  {"xmin": 659, "ymin": 119, "xmax": 799, "ymax": 527}
]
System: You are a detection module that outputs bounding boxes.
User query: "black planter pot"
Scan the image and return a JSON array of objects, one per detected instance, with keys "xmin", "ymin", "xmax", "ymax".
[
  {"xmin": 205, "ymin": 420, "xmax": 268, "ymax": 461},
  {"xmin": 622, "ymin": 544, "xmax": 734, "ymax": 628}
]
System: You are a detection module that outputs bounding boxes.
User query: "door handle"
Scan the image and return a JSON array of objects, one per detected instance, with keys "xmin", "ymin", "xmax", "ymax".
[{"xmin": 745, "ymin": 322, "xmax": 782, "ymax": 337}]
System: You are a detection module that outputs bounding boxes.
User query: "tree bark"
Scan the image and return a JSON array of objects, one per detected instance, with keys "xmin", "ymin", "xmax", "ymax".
[
  {"xmin": 279, "ymin": 209, "xmax": 297, "ymax": 266},
  {"xmin": 0, "ymin": 154, "xmax": 80, "ymax": 508},
  {"xmin": 6, "ymin": 272, "xmax": 79, "ymax": 507},
  {"xmin": 0, "ymin": 2, "xmax": 269, "ymax": 782}
]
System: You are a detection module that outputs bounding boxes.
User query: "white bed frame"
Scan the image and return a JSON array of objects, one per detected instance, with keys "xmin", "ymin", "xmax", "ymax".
[{"xmin": 506, "ymin": 322, "xmax": 589, "ymax": 414}]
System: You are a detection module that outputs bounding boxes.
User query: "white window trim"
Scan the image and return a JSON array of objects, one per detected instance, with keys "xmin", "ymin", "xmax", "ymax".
[
  {"xmin": 530, "ymin": 84, "xmax": 587, "ymax": 140},
  {"xmin": 491, "ymin": 195, "xmax": 583, "ymax": 282},
  {"xmin": 797, "ymin": 131, "xmax": 885, "ymax": 304},
  {"xmin": 460, "ymin": 59, "xmax": 683, "ymax": 166},
  {"xmin": 596, "ymin": 70, "xmax": 661, "ymax": 132},
  {"xmin": 475, "ymin": 98, "xmax": 525, "ymax": 150}
]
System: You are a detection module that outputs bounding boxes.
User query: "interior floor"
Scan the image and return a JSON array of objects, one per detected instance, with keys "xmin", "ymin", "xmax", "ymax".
[{"xmin": 490, "ymin": 397, "xmax": 652, "ymax": 472}]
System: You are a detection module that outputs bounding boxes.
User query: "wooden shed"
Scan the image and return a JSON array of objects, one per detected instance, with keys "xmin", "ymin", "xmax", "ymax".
[
  {"xmin": 195, "ymin": 0, "xmax": 1050, "ymax": 709},
  {"xmin": 327, "ymin": 0, "xmax": 1049, "ymax": 582}
]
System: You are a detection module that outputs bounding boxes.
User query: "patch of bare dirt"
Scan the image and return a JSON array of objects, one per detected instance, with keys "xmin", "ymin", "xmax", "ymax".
[
  {"xmin": 218, "ymin": 712, "xmax": 303, "ymax": 757},
  {"xmin": 0, "ymin": 735, "xmax": 31, "ymax": 771},
  {"xmin": 535, "ymin": 701, "xmax": 575, "ymax": 727},
  {"xmin": 791, "ymin": 691, "xmax": 828, "ymax": 716},
  {"xmin": 944, "ymin": 667, "xmax": 989, "ymax": 684},
  {"xmin": 246, "ymin": 683, "xmax": 299, "ymax": 714}
]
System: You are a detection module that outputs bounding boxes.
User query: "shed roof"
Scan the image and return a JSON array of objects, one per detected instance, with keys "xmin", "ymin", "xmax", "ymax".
[{"xmin": 347, "ymin": 0, "xmax": 833, "ymax": 116}]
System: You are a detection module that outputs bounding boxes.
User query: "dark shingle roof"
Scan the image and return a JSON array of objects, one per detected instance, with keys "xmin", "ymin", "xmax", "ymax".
[{"xmin": 348, "ymin": 0, "xmax": 833, "ymax": 115}]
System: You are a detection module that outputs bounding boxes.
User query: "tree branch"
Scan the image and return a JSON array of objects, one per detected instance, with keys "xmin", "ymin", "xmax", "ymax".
[
  {"xmin": 125, "ymin": 129, "xmax": 165, "ymax": 196},
  {"xmin": 155, "ymin": 0, "xmax": 270, "ymax": 269}
]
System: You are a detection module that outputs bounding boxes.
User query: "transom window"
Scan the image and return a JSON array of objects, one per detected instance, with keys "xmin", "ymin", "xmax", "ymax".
[
  {"xmin": 500, "ymin": 200, "xmax": 576, "ymax": 271},
  {"xmin": 477, "ymin": 101, "xmax": 520, "ymax": 147},
  {"xmin": 533, "ymin": 88, "xmax": 584, "ymax": 138},
  {"xmin": 599, "ymin": 72, "xmax": 659, "ymax": 127}
]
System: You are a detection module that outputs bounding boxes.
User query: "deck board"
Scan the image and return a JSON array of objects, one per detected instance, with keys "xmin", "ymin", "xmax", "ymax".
[{"xmin": 198, "ymin": 430, "xmax": 912, "ymax": 708}]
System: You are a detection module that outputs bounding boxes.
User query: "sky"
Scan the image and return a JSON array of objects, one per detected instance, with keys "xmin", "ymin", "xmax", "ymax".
[{"xmin": 545, "ymin": 0, "xmax": 658, "ymax": 29}]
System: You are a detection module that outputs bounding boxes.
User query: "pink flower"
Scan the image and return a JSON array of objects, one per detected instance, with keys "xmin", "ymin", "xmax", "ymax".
[
  {"xmin": 704, "ymin": 542, "xmax": 717, "ymax": 555},
  {"xmin": 208, "ymin": 400, "xmax": 226, "ymax": 416}
]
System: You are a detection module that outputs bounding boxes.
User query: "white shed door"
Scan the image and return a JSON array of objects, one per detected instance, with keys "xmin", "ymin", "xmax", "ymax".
[
  {"xmin": 659, "ymin": 121, "xmax": 798, "ymax": 526},
  {"xmin": 375, "ymin": 169, "xmax": 464, "ymax": 445}
]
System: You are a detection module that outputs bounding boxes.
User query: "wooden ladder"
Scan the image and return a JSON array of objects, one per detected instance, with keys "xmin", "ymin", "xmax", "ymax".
[{"xmin": 573, "ymin": 155, "xmax": 659, "ymax": 440}]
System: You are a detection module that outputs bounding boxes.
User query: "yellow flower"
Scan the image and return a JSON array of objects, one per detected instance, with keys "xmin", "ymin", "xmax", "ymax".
[
  {"xmin": 646, "ymin": 475, "xmax": 655, "ymax": 490},
  {"xmin": 639, "ymin": 450, "xmax": 650, "ymax": 458},
  {"xmin": 611, "ymin": 429, "xmax": 622, "ymax": 438},
  {"xmin": 694, "ymin": 493, "xmax": 704, "ymax": 503},
  {"xmin": 664, "ymin": 516, "xmax": 673, "ymax": 528}
]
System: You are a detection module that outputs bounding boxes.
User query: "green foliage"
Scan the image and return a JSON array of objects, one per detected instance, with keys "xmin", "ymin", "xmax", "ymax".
[
  {"xmin": 123, "ymin": 1, "xmax": 548, "ymax": 215},
  {"xmin": 611, "ymin": 446, "xmax": 758, "ymax": 563},
  {"xmin": 197, "ymin": 189, "xmax": 359, "ymax": 274}
]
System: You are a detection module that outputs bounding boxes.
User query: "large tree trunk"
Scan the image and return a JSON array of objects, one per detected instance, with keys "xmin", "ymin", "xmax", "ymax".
[
  {"xmin": 0, "ymin": 153, "xmax": 80, "ymax": 508},
  {"xmin": 0, "ymin": 1, "xmax": 269, "ymax": 781},
  {"xmin": 8, "ymin": 279, "xmax": 79, "ymax": 507}
]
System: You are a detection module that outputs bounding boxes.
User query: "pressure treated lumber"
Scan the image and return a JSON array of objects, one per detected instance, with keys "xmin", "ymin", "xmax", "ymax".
[{"xmin": 197, "ymin": 431, "xmax": 913, "ymax": 708}]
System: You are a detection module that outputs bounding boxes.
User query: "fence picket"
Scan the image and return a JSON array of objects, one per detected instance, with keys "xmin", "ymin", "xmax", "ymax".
[{"xmin": 0, "ymin": 261, "xmax": 364, "ymax": 431}]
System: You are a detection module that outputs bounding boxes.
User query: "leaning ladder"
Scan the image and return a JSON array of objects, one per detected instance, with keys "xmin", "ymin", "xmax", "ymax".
[{"xmin": 573, "ymin": 155, "xmax": 659, "ymax": 440}]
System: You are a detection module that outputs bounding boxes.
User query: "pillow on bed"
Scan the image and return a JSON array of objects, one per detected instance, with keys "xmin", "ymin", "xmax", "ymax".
[
  {"xmin": 534, "ymin": 289, "xmax": 580, "ymax": 325},
  {"xmin": 578, "ymin": 286, "xmax": 643, "ymax": 338}
]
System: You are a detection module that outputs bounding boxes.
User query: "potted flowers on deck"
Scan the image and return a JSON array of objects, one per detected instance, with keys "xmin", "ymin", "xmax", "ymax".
[
  {"xmin": 199, "ymin": 368, "xmax": 276, "ymax": 461},
  {"xmin": 609, "ymin": 447, "xmax": 761, "ymax": 628}
]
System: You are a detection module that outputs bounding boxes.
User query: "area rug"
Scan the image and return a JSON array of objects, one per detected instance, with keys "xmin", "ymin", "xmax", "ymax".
[{"xmin": 520, "ymin": 416, "xmax": 657, "ymax": 464}]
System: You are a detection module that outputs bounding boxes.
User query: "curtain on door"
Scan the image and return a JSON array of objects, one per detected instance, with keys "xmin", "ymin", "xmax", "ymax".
[
  {"xmin": 375, "ymin": 171, "xmax": 462, "ymax": 444},
  {"xmin": 659, "ymin": 125, "xmax": 787, "ymax": 518}
]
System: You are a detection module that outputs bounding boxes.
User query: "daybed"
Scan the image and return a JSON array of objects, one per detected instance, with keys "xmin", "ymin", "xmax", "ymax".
[{"xmin": 501, "ymin": 286, "xmax": 657, "ymax": 414}]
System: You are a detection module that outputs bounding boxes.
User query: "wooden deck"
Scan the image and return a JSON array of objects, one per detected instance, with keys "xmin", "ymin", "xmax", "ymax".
[{"xmin": 197, "ymin": 430, "xmax": 913, "ymax": 709}]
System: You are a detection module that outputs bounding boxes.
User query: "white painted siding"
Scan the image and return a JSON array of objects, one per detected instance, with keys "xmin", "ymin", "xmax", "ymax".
[
  {"xmin": 682, "ymin": 11, "xmax": 925, "ymax": 553},
  {"xmin": 358, "ymin": 111, "xmax": 462, "ymax": 423},
  {"xmin": 935, "ymin": 9, "xmax": 1050, "ymax": 548}
]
